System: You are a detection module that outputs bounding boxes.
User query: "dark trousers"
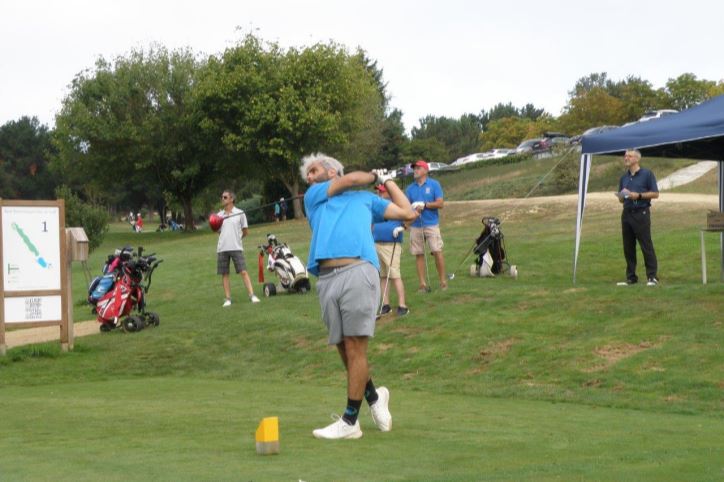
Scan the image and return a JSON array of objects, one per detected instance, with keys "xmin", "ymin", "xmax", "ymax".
[{"xmin": 621, "ymin": 208, "xmax": 658, "ymax": 282}]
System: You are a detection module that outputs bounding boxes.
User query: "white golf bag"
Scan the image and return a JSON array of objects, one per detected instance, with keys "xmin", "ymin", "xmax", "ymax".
[{"xmin": 259, "ymin": 234, "xmax": 311, "ymax": 296}]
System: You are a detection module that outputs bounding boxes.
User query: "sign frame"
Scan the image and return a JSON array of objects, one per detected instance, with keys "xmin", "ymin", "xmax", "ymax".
[{"xmin": 1, "ymin": 199, "xmax": 71, "ymax": 354}]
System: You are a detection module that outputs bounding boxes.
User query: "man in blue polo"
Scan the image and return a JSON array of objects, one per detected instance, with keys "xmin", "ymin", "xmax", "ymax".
[
  {"xmin": 301, "ymin": 152, "xmax": 417, "ymax": 440},
  {"xmin": 615, "ymin": 149, "xmax": 659, "ymax": 286},
  {"xmin": 405, "ymin": 159, "xmax": 447, "ymax": 291}
]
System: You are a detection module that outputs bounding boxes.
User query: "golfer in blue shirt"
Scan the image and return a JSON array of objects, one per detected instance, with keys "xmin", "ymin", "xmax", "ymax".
[{"xmin": 302, "ymin": 153, "xmax": 417, "ymax": 440}]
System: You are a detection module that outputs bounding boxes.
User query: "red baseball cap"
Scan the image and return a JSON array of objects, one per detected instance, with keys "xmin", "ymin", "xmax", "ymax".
[
  {"xmin": 375, "ymin": 184, "xmax": 387, "ymax": 193},
  {"xmin": 411, "ymin": 159, "xmax": 429, "ymax": 171}
]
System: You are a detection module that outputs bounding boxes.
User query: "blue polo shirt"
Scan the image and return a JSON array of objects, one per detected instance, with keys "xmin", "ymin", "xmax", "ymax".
[
  {"xmin": 406, "ymin": 177, "xmax": 444, "ymax": 228},
  {"xmin": 619, "ymin": 167, "xmax": 658, "ymax": 209},
  {"xmin": 372, "ymin": 220, "xmax": 404, "ymax": 243},
  {"xmin": 304, "ymin": 180, "xmax": 390, "ymax": 276}
]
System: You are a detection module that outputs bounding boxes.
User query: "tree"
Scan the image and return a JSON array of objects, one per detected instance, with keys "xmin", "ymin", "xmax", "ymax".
[
  {"xmin": 411, "ymin": 113, "xmax": 483, "ymax": 161},
  {"xmin": 53, "ymin": 47, "xmax": 221, "ymax": 229},
  {"xmin": 0, "ymin": 117, "xmax": 56, "ymax": 199},
  {"xmin": 558, "ymin": 87, "xmax": 626, "ymax": 135},
  {"xmin": 479, "ymin": 115, "xmax": 557, "ymax": 151},
  {"xmin": 611, "ymin": 76, "xmax": 669, "ymax": 121},
  {"xmin": 377, "ymin": 108, "xmax": 408, "ymax": 169},
  {"xmin": 197, "ymin": 35, "xmax": 385, "ymax": 218},
  {"xmin": 665, "ymin": 73, "xmax": 716, "ymax": 111}
]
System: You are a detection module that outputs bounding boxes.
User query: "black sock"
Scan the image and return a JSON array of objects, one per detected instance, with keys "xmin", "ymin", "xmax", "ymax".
[
  {"xmin": 342, "ymin": 398, "xmax": 362, "ymax": 425},
  {"xmin": 365, "ymin": 379, "xmax": 379, "ymax": 405}
]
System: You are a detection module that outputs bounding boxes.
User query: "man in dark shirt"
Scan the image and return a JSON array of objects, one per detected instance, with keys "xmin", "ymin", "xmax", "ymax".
[{"xmin": 615, "ymin": 149, "xmax": 659, "ymax": 286}]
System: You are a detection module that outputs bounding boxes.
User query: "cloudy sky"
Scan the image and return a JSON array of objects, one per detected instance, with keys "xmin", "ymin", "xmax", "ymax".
[{"xmin": 1, "ymin": 0, "xmax": 723, "ymax": 132}]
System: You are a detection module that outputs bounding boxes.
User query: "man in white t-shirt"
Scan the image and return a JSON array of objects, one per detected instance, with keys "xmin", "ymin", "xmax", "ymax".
[{"xmin": 217, "ymin": 190, "xmax": 260, "ymax": 306}]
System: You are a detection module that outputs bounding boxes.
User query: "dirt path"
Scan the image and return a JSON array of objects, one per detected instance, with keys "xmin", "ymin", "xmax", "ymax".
[
  {"xmin": 5, "ymin": 321, "xmax": 99, "ymax": 349},
  {"xmin": 5, "ymin": 193, "xmax": 718, "ymax": 350}
]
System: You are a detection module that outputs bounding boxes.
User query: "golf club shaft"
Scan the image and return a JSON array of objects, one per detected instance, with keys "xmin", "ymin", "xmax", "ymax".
[
  {"xmin": 377, "ymin": 241, "xmax": 398, "ymax": 316},
  {"xmin": 221, "ymin": 194, "xmax": 304, "ymax": 219}
]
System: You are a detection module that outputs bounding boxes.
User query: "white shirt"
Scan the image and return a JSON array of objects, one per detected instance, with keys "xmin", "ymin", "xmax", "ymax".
[{"xmin": 216, "ymin": 207, "xmax": 248, "ymax": 253}]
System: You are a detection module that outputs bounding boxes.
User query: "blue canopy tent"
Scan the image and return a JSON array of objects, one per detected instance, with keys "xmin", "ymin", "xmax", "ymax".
[{"xmin": 574, "ymin": 94, "xmax": 724, "ymax": 282}]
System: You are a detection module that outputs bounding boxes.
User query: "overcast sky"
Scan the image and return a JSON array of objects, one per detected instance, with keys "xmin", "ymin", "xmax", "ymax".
[{"xmin": 2, "ymin": 0, "xmax": 723, "ymax": 132}]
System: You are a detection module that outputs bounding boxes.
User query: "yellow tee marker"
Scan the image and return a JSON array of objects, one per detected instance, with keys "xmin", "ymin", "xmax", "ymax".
[{"xmin": 255, "ymin": 416, "xmax": 280, "ymax": 455}]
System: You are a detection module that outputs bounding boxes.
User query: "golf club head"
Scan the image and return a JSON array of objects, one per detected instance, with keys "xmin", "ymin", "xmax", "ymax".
[{"xmin": 447, "ymin": 273, "xmax": 455, "ymax": 280}]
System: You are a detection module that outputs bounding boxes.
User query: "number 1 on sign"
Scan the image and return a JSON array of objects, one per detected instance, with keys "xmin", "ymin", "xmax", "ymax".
[{"xmin": 42, "ymin": 221, "xmax": 47, "ymax": 232}]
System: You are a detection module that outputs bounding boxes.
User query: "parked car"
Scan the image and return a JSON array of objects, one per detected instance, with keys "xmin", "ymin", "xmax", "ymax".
[
  {"xmin": 569, "ymin": 125, "xmax": 619, "ymax": 145},
  {"xmin": 638, "ymin": 109, "xmax": 678, "ymax": 122},
  {"xmin": 395, "ymin": 164, "xmax": 414, "ymax": 178},
  {"xmin": 515, "ymin": 138, "xmax": 550, "ymax": 155},
  {"xmin": 486, "ymin": 148, "xmax": 515, "ymax": 159},
  {"xmin": 427, "ymin": 162, "xmax": 456, "ymax": 172},
  {"xmin": 452, "ymin": 152, "xmax": 489, "ymax": 166}
]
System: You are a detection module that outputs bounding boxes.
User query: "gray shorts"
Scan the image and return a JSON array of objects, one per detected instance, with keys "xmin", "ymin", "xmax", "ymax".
[
  {"xmin": 316, "ymin": 262, "xmax": 380, "ymax": 345},
  {"xmin": 217, "ymin": 250, "xmax": 247, "ymax": 275}
]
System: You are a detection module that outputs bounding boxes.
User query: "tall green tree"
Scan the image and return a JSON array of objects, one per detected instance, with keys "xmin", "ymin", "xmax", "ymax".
[
  {"xmin": 53, "ymin": 47, "xmax": 221, "ymax": 229},
  {"xmin": 197, "ymin": 35, "xmax": 385, "ymax": 218},
  {"xmin": 0, "ymin": 117, "xmax": 56, "ymax": 199},
  {"xmin": 411, "ymin": 113, "xmax": 483, "ymax": 161},
  {"xmin": 665, "ymin": 73, "xmax": 716, "ymax": 111}
]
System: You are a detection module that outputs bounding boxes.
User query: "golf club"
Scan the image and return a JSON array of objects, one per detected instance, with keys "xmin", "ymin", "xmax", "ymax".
[
  {"xmin": 447, "ymin": 230, "xmax": 497, "ymax": 280},
  {"xmin": 376, "ymin": 240, "xmax": 398, "ymax": 318},
  {"xmin": 209, "ymin": 194, "xmax": 303, "ymax": 232},
  {"xmin": 421, "ymin": 228, "xmax": 432, "ymax": 292}
]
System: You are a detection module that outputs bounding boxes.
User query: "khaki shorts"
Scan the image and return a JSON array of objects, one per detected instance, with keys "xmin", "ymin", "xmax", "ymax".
[
  {"xmin": 376, "ymin": 242, "xmax": 402, "ymax": 279},
  {"xmin": 410, "ymin": 226, "xmax": 444, "ymax": 255}
]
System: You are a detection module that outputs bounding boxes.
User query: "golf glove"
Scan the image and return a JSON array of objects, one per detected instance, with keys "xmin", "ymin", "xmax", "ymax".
[
  {"xmin": 372, "ymin": 169, "xmax": 394, "ymax": 186},
  {"xmin": 411, "ymin": 201, "xmax": 425, "ymax": 211},
  {"xmin": 392, "ymin": 226, "xmax": 404, "ymax": 238}
]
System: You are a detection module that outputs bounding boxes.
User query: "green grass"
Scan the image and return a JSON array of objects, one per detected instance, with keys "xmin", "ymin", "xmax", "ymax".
[
  {"xmin": 1, "ymin": 176, "xmax": 722, "ymax": 479},
  {"xmin": 436, "ymin": 152, "xmax": 701, "ymax": 201},
  {"xmin": 1, "ymin": 378, "xmax": 722, "ymax": 481}
]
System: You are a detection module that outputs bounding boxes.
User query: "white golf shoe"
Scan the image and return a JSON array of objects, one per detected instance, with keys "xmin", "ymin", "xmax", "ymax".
[
  {"xmin": 313, "ymin": 415, "xmax": 363, "ymax": 440},
  {"xmin": 222, "ymin": 299, "xmax": 232, "ymax": 307},
  {"xmin": 370, "ymin": 386, "xmax": 392, "ymax": 432}
]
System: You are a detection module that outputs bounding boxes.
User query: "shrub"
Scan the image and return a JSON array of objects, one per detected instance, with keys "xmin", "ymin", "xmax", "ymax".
[{"xmin": 54, "ymin": 185, "xmax": 110, "ymax": 253}]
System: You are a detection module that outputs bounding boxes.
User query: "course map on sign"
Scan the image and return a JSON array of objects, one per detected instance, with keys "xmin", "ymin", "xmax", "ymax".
[
  {"xmin": 2, "ymin": 205, "xmax": 61, "ymax": 291},
  {"xmin": 12, "ymin": 222, "xmax": 51, "ymax": 268}
]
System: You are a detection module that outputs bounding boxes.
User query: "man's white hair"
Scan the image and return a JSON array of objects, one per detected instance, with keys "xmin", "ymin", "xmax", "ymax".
[{"xmin": 300, "ymin": 152, "xmax": 344, "ymax": 181}]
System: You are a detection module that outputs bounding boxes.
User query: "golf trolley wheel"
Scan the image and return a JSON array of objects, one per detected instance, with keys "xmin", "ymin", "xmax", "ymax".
[
  {"xmin": 100, "ymin": 323, "xmax": 114, "ymax": 333},
  {"xmin": 122, "ymin": 315, "xmax": 145, "ymax": 333},
  {"xmin": 469, "ymin": 264, "xmax": 478, "ymax": 277},
  {"xmin": 509, "ymin": 265, "xmax": 518, "ymax": 279},
  {"xmin": 263, "ymin": 283, "xmax": 277, "ymax": 297},
  {"xmin": 145, "ymin": 312, "xmax": 160, "ymax": 327}
]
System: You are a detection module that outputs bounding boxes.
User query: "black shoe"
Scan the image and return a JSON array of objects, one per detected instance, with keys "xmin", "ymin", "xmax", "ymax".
[
  {"xmin": 396, "ymin": 306, "xmax": 409, "ymax": 316},
  {"xmin": 380, "ymin": 304, "xmax": 392, "ymax": 315}
]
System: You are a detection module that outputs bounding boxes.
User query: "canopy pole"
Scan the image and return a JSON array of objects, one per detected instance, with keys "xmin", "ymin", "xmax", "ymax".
[
  {"xmin": 573, "ymin": 154, "xmax": 592, "ymax": 284},
  {"xmin": 719, "ymin": 160, "xmax": 723, "ymax": 281}
]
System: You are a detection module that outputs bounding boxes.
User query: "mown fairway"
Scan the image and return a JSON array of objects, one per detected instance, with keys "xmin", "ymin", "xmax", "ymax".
[{"xmin": 1, "ymin": 181, "xmax": 722, "ymax": 480}]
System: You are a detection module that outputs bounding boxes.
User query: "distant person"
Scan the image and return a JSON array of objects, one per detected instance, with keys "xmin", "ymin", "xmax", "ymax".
[
  {"xmin": 405, "ymin": 159, "xmax": 447, "ymax": 291},
  {"xmin": 135, "ymin": 213, "xmax": 144, "ymax": 233},
  {"xmin": 615, "ymin": 149, "xmax": 659, "ymax": 286},
  {"xmin": 280, "ymin": 197, "xmax": 288, "ymax": 221},
  {"xmin": 274, "ymin": 200, "xmax": 281, "ymax": 222},
  {"xmin": 216, "ymin": 190, "xmax": 260, "ymax": 305},
  {"xmin": 372, "ymin": 184, "xmax": 409, "ymax": 316}
]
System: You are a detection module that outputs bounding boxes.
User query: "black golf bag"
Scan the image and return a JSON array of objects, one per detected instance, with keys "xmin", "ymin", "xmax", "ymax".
[{"xmin": 471, "ymin": 217, "xmax": 512, "ymax": 277}]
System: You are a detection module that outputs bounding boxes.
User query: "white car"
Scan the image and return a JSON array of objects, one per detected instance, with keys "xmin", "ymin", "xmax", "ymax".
[
  {"xmin": 427, "ymin": 162, "xmax": 454, "ymax": 172},
  {"xmin": 452, "ymin": 153, "xmax": 489, "ymax": 166},
  {"xmin": 486, "ymin": 148, "xmax": 515, "ymax": 159},
  {"xmin": 638, "ymin": 109, "xmax": 678, "ymax": 122}
]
